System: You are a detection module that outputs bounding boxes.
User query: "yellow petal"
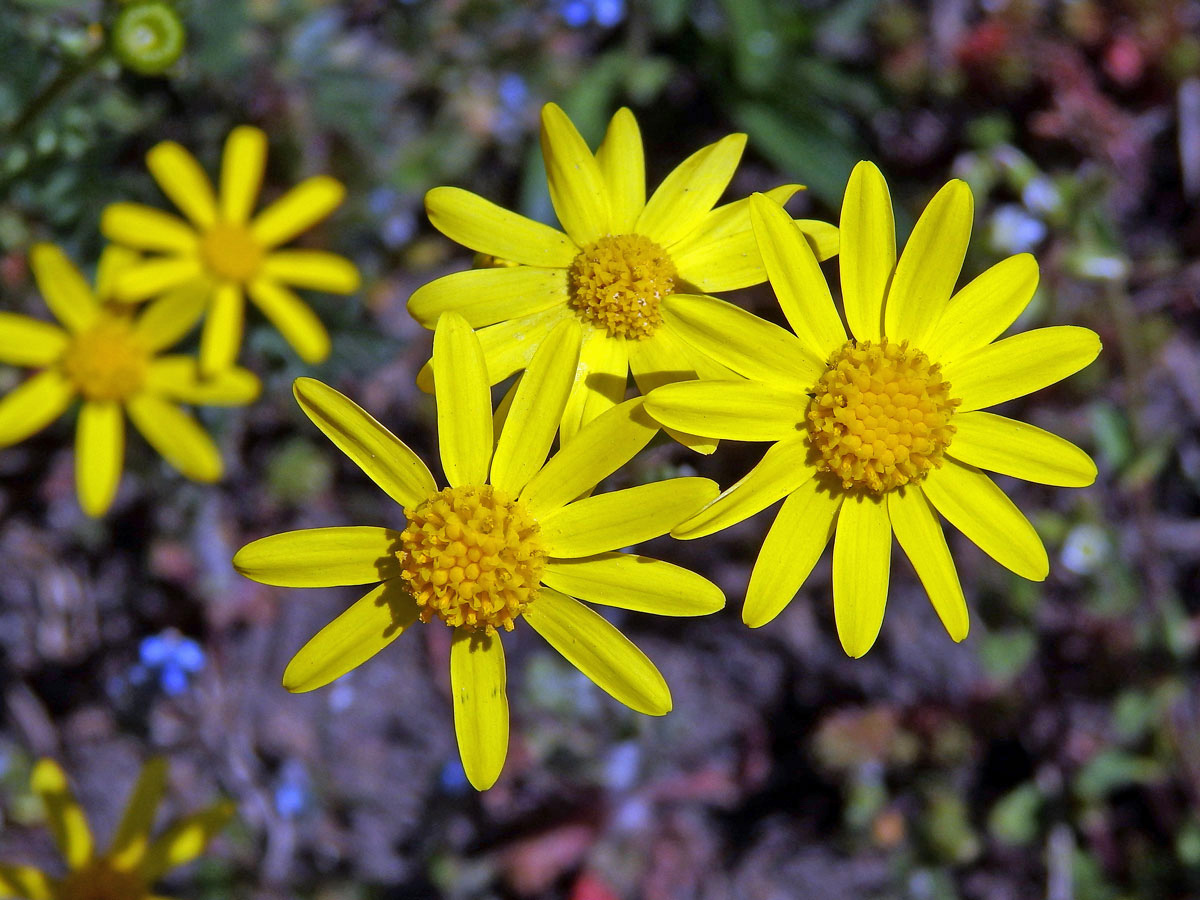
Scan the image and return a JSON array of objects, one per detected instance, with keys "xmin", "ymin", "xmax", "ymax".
[
  {"xmin": 491, "ymin": 318, "xmax": 582, "ymax": 494},
  {"xmin": 673, "ymin": 436, "xmax": 814, "ymax": 539},
  {"xmin": 132, "ymin": 282, "xmax": 208, "ymax": 351},
  {"xmin": 595, "ymin": 107, "xmax": 645, "ymax": 233},
  {"xmin": 0, "ymin": 864, "xmax": 53, "ymax": 899},
  {"xmin": 126, "ymin": 395, "xmax": 222, "ymax": 482},
  {"xmin": 643, "ymin": 379, "xmax": 807, "ymax": 442},
  {"xmin": 0, "ymin": 313, "xmax": 68, "ymax": 366},
  {"xmin": 76, "ymin": 400, "xmax": 124, "ymax": 518},
  {"xmin": 749, "ymin": 192, "xmax": 846, "ymax": 359},
  {"xmin": 146, "ymin": 140, "xmax": 217, "ymax": 229},
  {"xmin": 948, "ymin": 411, "xmax": 1097, "ymax": 487},
  {"xmin": 261, "ymin": 250, "xmax": 361, "ymax": 294},
  {"xmin": 888, "ymin": 487, "xmax": 968, "ymax": 642},
  {"xmin": 95, "ymin": 246, "xmax": 142, "ymax": 304},
  {"xmin": 250, "ymin": 176, "xmax": 345, "ymax": 248},
  {"xmin": 137, "ymin": 800, "xmax": 234, "ymax": 882},
  {"xmin": 942, "ymin": 325, "xmax": 1101, "ymax": 412},
  {"xmin": 433, "ymin": 312, "xmax": 493, "ymax": 487},
  {"xmin": 219, "ymin": 125, "xmax": 267, "ymax": 224},
  {"xmin": 637, "ymin": 133, "xmax": 747, "ymax": 248},
  {"xmin": 794, "ymin": 219, "xmax": 840, "ymax": 260},
  {"xmin": 407, "ymin": 266, "xmax": 567, "ymax": 329},
  {"xmin": 198, "ymin": 282, "xmax": 244, "ymax": 376},
  {"xmin": 539, "ymin": 476, "xmax": 718, "ymax": 557},
  {"xmin": 524, "ymin": 587, "xmax": 671, "ymax": 715},
  {"xmin": 29, "ymin": 243, "xmax": 97, "ymax": 333},
  {"xmin": 627, "ymin": 328, "xmax": 713, "ymax": 453},
  {"xmin": 114, "ymin": 256, "xmax": 205, "ymax": 303},
  {"xmin": 559, "ymin": 327, "xmax": 628, "ymax": 445},
  {"xmin": 839, "ymin": 161, "xmax": 894, "ymax": 342},
  {"xmin": 744, "ymin": 479, "xmax": 842, "ymax": 627},
  {"xmin": 921, "ymin": 458, "xmax": 1049, "ymax": 580},
  {"xmin": 145, "ymin": 357, "xmax": 260, "ymax": 406},
  {"xmin": 425, "ymin": 186, "xmax": 577, "ymax": 267},
  {"xmin": 923, "ymin": 253, "xmax": 1039, "ymax": 363},
  {"xmin": 31, "ymin": 759, "xmax": 93, "ymax": 868},
  {"xmin": 539, "ymin": 103, "xmax": 609, "ymax": 245},
  {"xmin": 283, "ymin": 581, "xmax": 419, "ymax": 692},
  {"xmin": 246, "ymin": 278, "xmax": 330, "ymax": 364},
  {"xmin": 542, "ymin": 553, "xmax": 725, "ymax": 616},
  {"xmin": 0, "ymin": 370, "xmax": 75, "ymax": 447},
  {"xmin": 832, "ymin": 491, "xmax": 891, "ymax": 658},
  {"xmin": 293, "ymin": 376, "xmax": 437, "ymax": 507},
  {"xmin": 234, "ymin": 527, "xmax": 402, "ymax": 586},
  {"xmin": 449, "ymin": 629, "xmax": 509, "ymax": 791},
  {"xmin": 473, "ymin": 306, "xmax": 575, "ymax": 385},
  {"xmin": 108, "ymin": 757, "xmax": 168, "ymax": 869},
  {"xmin": 101, "ymin": 203, "xmax": 199, "ymax": 254}
]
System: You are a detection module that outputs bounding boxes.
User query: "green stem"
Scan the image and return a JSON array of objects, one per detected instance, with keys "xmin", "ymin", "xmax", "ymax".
[{"xmin": 6, "ymin": 47, "xmax": 104, "ymax": 139}]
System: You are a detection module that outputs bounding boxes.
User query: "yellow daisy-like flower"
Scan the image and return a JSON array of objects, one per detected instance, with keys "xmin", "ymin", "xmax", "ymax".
[
  {"xmin": 233, "ymin": 313, "xmax": 724, "ymax": 790},
  {"xmin": 0, "ymin": 244, "xmax": 260, "ymax": 517},
  {"xmin": 645, "ymin": 163, "xmax": 1102, "ymax": 657},
  {"xmin": 100, "ymin": 125, "xmax": 361, "ymax": 375},
  {"xmin": 0, "ymin": 757, "xmax": 233, "ymax": 900},
  {"xmin": 408, "ymin": 103, "xmax": 839, "ymax": 449}
]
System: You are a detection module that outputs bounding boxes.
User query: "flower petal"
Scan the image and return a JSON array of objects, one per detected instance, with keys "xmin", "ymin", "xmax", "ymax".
[
  {"xmin": 101, "ymin": 203, "xmax": 199, "ymax": 255},
  {"xmin": 539, "ymin": 477, "xmax": 718, "ymax": 558},
  {"xmin": 76, "ymin": 400, "xmax": 124, "ymax": 518},
  {"xmin": 627, "ymin": 328, "xmax": 713, "ymax": 453},
  {"xmin": 637, "ymin": 133, "xmax": 747, "ymax": 248},
  {"xmin": 234, "ymin": 527, "xmax": 403, "ymax": 587},
  {"xmin": 595, "ymin": 107, "xmax": 645, "ymax": 233},
  {"xmin": 146, "ymin": 357, "xmax": 260, "ymax": 405},
  {"xmin": 247, "ymin": 278, "xmax": 330, "ymax": 364},
  {"xmin": 132, "ymin": 282, "xmax": 208, "ymax": 351},
  {"xmin": 839, "ymin": 161, "xmax": 894, "ymax": 342},
  {"xmin": 0, "ymin": 864, "xmax": 53, "ymax": 899},
  {"xmin": 795, "ymin": 219, "xmax": 840, "ymax": 260},
  {"xmin": 449, "ymin": 629, "xmax": 509, "ymax": 791},
  {"xmin": 282, "ymin": 581, "xmax": 420, "ymax": 692},
  {"xmin": 407, "ymin": 266, "xmax": 567, "ymax": 329},
  {"xmin": 108, "ymin": 757, "xmax": 168, "ymax": 869},
  {"xmin": 250, "ymin": 176, "xmax": 345, "ymax": 248},
  {"xmin": 29, "ymin": 243, "xmax": 97, "ymax": 333},
  {"xmin": 832, "ymin": 491, "xmax": 891, "ymax": 658},
  {"xmin": 219, "ymin": 125, "xmax": 267, "ymax": 225},
  {"xmin": 126, "ymin": 395, "xmax": 222, "ymax": 481},
  {"xmin": 137, "ymin": 800, "xmax": 235, "ymax": 883},
  {"xmin": 473, "ymin": 306, "xmax": 575, "ymax": 384},
  {"xmin": 644, "ymin": 379, "xmax": 807, "ymax": 442},
  {"xmin": 921, "ymin": 458, "xmax": 1049, "ymax": 580},
  {"xmin": 198, "ymin": 282, "xmax": 244, "ymax": 376},
  {"xmin": 0, "ymin": 371, "xmax": 75, "ymax": 446},
  {"xmin": 94, "ymin": 246, "xmax": 142, "ymax": 304},
  {"xmin": 559, "ymin": 327, "xmax": 628, "ymax": 445},
  {"xmin": 293, "ymin": 376, "xmax": 437, "ymax": 507},
  {"xmin": 114, "ymin": 256, "xmax": 205, "ymax": 303},
  {"xmin": 425, "ymin": 186, "xmax": 577, "ymax": 267},
  {"xmin": 31, "ymin": 759, "xmax": 93, "ymax": 868},
  {"xmin": 261, "ymin": 250, "xmax": 361, "ymax": 294},
  {"xmin": 923, "ymin": 253, "xmax": 1039, "ymax": 363},
  {"xmin": 147, "ymin": 140, "xmax": 217, "ymax": 229},
  {"xmin": 0, "ymin": 313, "xmax": 68, "ymax": 366},
  {"xmin": 433, "ymin": 312, "xmax": 493, "ymax": 487},
  {"xmin": 888, "ymin": 487, "xmax": 968, "ymax": 642},
  {"xmin": 942, "ymin": 326, "xmax": 1101, "ymax": 412},
  {"xmin": 947, "ymin": 411, "xmax": 1097, "ymax": 487},
  {"xmin": 542, "ymin": 553, "xmax": 725, "ymax": 616},
  {"xmin": 540, "ymin": 103, "xmax": 609, "ymax": 245},
  {"xmin": 524, "ymin": 587, "xmax": 671, "ymax": 715}
]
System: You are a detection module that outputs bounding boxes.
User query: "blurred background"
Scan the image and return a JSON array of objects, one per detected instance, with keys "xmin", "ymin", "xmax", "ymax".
[{"xmin": 1, "ymin": 0, "xmax": 1198, "ymax": 897}]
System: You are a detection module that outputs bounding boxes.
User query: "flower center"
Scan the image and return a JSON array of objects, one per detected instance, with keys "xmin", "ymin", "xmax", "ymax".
[
  {"xmin": 200, "ymin": 222, "xmax": 263, "ymax": 283},
  {"xmin": 807, "ymin": 339, "xmax": 960, "ymax": 494},
  {"xmin": 61, "ymin": 317, "xmax": 150, "ymax": 401},
  {"xmin": 57, "ymin": 860, "xmax": 145, "ymax": 900},
  {"xmin": 399, "ymin": 485, "xmax": 545, "ymax": 634},
  {"xmin": 568, "ymin": 233, "xmax": 676, "ymax": 339}
]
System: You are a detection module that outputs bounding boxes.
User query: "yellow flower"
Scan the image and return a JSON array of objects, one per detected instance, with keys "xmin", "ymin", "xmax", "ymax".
[
  {"xmin": 0, "ymin": 757, "xmax": 233, "ymax": 900},
  {"xmin": 0, "ymin": 244, "xmax": 260, "ymax": 517},
  {"xmin": 233, "ymin": 313, "xmax": 724, "ymax": 790},
  {"xmin": 408, "ymin": 103, "xmax": 839, "ymax": 450},
  {"xmin": 100, "ymin": 125, "xmax": 361, "ymax": 375},
  {"xmin": 644, "ymin": 163, "xmax": 1102, "ymax": 656}
]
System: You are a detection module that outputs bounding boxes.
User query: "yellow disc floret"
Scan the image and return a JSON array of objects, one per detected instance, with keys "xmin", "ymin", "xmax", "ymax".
[
  {"xmin": 61, "ymin": 316, "xmax": 150, "ymax": 401},
  {"xmin": 201, "ymin": 222, "xmax": 263, "ymax": 283},
  {"xmin": 57, "ymin": 860, "xmax": 145, "ymax": 900},
  {"xmin": 399, "ymin": 485, "xmax": 545, "ymax": 634},
  {"xmin": 568, "ymin": 233, "xmax": 676, "ymax": 339},
  {"xmin": 808, "ymin": 339, "xmax": 960, "ymax": 494}
]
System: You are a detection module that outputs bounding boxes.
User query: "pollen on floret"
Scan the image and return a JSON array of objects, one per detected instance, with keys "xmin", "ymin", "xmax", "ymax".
[
  {"xmin": 201, "ymin": 222, "xmax": 263, "ymax": 283},
  {"xmin": 60, "ymin": 316, "xmax": 149, "ymax": 401},
  {"xmin": 58, "ymin": 860, "xmax": 145, "ymax": 900},
  {"xmin": 568, "ymin": 233, "xmax": 676, "ymax": 339},
  {"xmin": 398, "ymin": 484, "xmax": 545, "ymax": 634},
  {"xmin": 808, "ymin": 339, "xmax": 960, "ymax": 494}
]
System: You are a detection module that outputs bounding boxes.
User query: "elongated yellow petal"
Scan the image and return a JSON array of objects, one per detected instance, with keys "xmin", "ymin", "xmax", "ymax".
[
  {"xmin": 108, "ymin": 757, "xmax": 168, "ymax": 868},
  {"xmin": 0, "ymin": 313, "xmax": 67, "ymax": 366},
  {"xmin": 923, "ymin": 254, "xmax": 1039, "ymax": 363},
  {"xmin": 76, "ymin": 400, "xmax": 124, "ymax": 518},
  {"xmin": 673, "ymin": 436, "xmax": 814, "ymax": 539},
  {"xmin": 198, "ymin": 282, "xmax": 244, "ymax": 376},
  {"xmin": 101, "ymin": 203, "xmax": 199, "ymax": 255},
  {"xmin": 247, "ymin": 278, "xmax": 330, "ymax": 364},
  {"xmin": 637, "ymin": 133, "xmax": 747, "ymax": 247},
  {"xmin": 115, "ymin": 257, "xmax": 205, "ymax": 303},
  {"xmin": 795, "ymin": 219, "xmax": 840, "ymax": 260},
  {"xmin": 539, "ymin": 477, "xmax": 718, "ymax": 557},
  {"xmin": 407, "ymin": 266, "xmax": 567, "ymax": 329},
  {"xmin": 524, "ymin": 587, "xmax": 671, "ymax": 715},
  {"xmin": 0, "ymin": 370, "xmax": 75, "ymax": 446},
  {"xmin": 491, "ymin": 319, "xmax": 582, "ymax": 494},
  {"xmin": 138, "ymin": 801, "xmax": 234, "ymax": 882},
  {"xmin": 147, "ymin": 140, "xmax": 217, "ymax": 229},
  {"xmin": 540, "ymin": 103, "xmax": 609, "ymax": 245},
  {"xmin": 132, "ymin": 282, "xmax": 207, "ymax": 351},
  {"xmin": 433, "ymin": 312, "xmax": 493, "ymax": 486},
  {"xmin": 520, "ymin": 397, "xmax": 658, "ymax": 517},
  {"xmin": 29, "ymin": 243, "xmax": 97, "ymax": 333},
  {"xmin": 293, "ymin": 377, "xmax": 437, "ymax": 507},
  {"xmin": 251, "ymin": 176, "xmax": 345, "ymax": 248},
  {"xmin": 943, "ymin": 325, "xmax": 1101, "ymax": 412},
  {"xmin": 470, "ymin": 306, "xmax": 575, "ymax": 385},
  {"xmin": 750, "ymin": 192, "xmax": 846, "ymax": 359},
  {"xmin": 542, "ymin": 553, "xmax": 724, "ymax": 616},
  {"xmin": 559, "ymin": 327, "xmax": 628, "ymax": 445},
  {"xmin": 94, "ymin": 245, "xmax": 142, "ymax": 304},
  {"xmin": 644, "ymin": 379, "xmax": 806, "ymax": 442},
  {"xmin": 219, "ymin": 125, "xmax": 267, "ymax": 224},
  {"xmin": 948, "ymin": 411, "xmax": 1096, "ymax": 487},
  {"xmin": 234, "ymin": 527, "xmax": 403, "ymax": 587},
  {"xmin": 261, "ymin": 250, "xmax": 361, "ymax": 294},
  {"xmin": 145, "ymin": 357, "xmax": 260, "ymax": 406},
  {"xmin": 283, "ymin": 581, "xmax": 419, "ymax": 692},
  {"xmin": 832, "ymin": 492, "xmax": 891, "ymax": 658},
  {"xmin": 425, "ymin": 186, "xmax": 578, "ymax": 267},
  {"xmin": 126, "ymin": 395, "xmax": 222, "ymax": 481},
  {"xmin": 0, "ymin": 863, "xmax": 53, "ymax": 899},
  {"xmin": 31, "ymin": 759, "xmax": 93, "ymax": 869},
  {"xmin": 627, "ymin": 328, "xmax": 713, "ymax": 453},
  {"xmin": 840, "ymin": 161, "xmax": 894, "ymax": 342},
  {"xmin": 888, "ymin": 487, "xmax": 968, "ymax": 642},
  {"xmin": 922, "ymin": 458, "xmax": 1048, "ymax": 580},
  {"xmin": 661, "ymin": 294, "xmax": 822, "ymax": 389},
  {"xmin": 595, "ymin": 107, "xmax": 645, "ymax": 233},
  {"xmin": 449, "ymin": 629, "xmax": 509, "ymax": 791}
]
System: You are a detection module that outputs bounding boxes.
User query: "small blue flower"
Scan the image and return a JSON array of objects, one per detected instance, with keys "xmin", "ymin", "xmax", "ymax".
[
  {"xmin": 274, "ymin": 760, "xmax": 312, "ymax": 818},
  {"xmin": 591, "ymin": 0, "xmax": 625, "ymax": 28},
  {"xmin": 559, "ymin": 0, "xmax": 592, "ymax": 27},
  {"xmin": 498, "ymin": 73, "xmax": 529, "ymax": 112},
  {"xmin": 558, "ymin": 0, "xmax": 624, "ymax": 28},
  {"xmin": 137, "ymin": 629, "xmax": 206, "ymax": 696}
]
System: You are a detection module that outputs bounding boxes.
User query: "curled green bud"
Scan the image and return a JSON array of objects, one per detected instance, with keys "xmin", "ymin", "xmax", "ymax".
[{"xmin": 111, "ymin": 0, "xmax": 185, "ymax": 76}]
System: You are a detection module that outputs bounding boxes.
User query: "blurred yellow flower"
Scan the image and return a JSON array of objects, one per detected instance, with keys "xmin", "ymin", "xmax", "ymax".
[
  {"xmin": 234, "ymin": 313, "xmax": 724, "ymax": 790},
  {"xmin": 101, "ymin": 125, "xmax": 360, "ymax": 375},
  {"xmin": 408, "ymin": 102, "xmax": 839, "ymax": 450},
  {"xmin": 0, "ymin": 244, "xmax": 260, "ymax": 517},
  {"xmin": 0, "ymin": 757, "xmax": 233, "ymax": 900},
  {"xmin": 645, "ymin": 163, "xmax": 1101, "ymax": 656}
]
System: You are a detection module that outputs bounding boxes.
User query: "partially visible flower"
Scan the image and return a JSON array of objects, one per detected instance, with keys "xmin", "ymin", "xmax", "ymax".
[
  {"xmin": 990, "ymin": 203, "xmax": 1047, "ymax": 254},
  {"xmin": 0, "ymin": 244, "xmax": 260, "ymax": 517},
  {"xmin": 558, "ymin": 0, "xmax": 625, "ymax": 28},
  {"xmin": 409, "ymin": 103, "xmax": 838, "ymax": 451},
  {"xmin": 0, "ymin": 757, "xmax": 233, "ymax": 900},
  {"xmin": 110, "ymin": 0, "xmax": 186, "ymax": 76},
  {"xmin": 132, "ymin": 629, "xmax": 206, "ymax": 696},
  {"xmin": 1060, "ymin": 523, "xmax": 1109, "ymax": 576},
  {"xmin": 234, "ymin": 313, "xmax": 724, "ymax": 790},
  {"xmin": 101, "ymin": 126, "xmax": 360, "ymax": 375}
]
